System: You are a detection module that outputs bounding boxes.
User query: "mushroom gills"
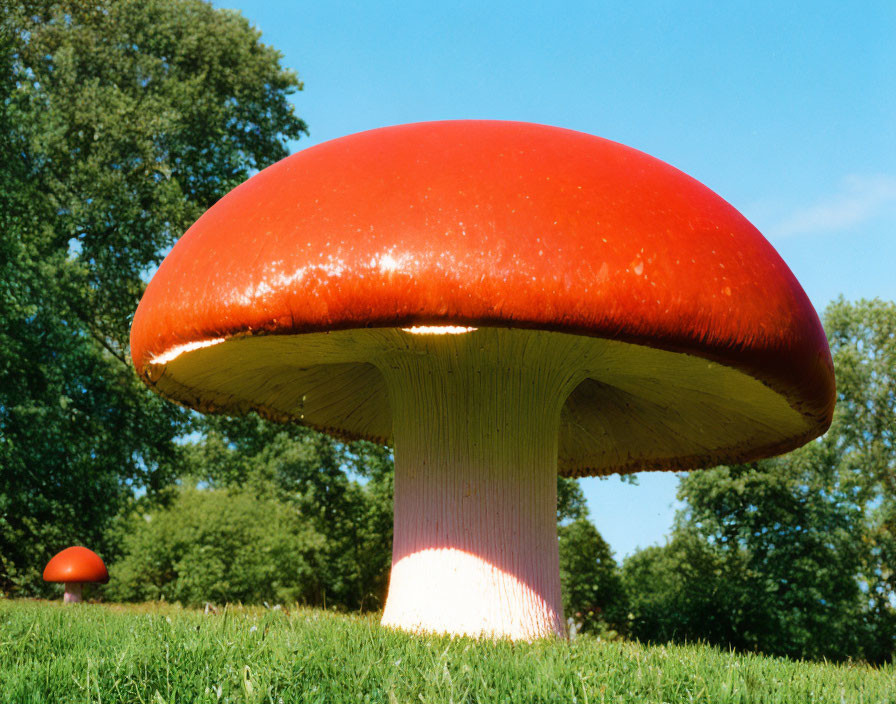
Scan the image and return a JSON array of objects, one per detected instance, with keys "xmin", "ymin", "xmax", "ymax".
[{"xmin": 145, "ymin": 326, "xmax": 811, "ymax": 476}]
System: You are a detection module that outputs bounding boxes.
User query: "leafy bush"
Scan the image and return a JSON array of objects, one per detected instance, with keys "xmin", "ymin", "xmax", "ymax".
[
  {"xmin": 181, "ymin": 420, "xmax": 396, "ymax": 611},
  {"xmin": 558, "ymin": 517, "xmax": 627, "ymax": 636},
  {"xmin": 622, "ymin": 532, "xmax": 736, "ymax": 647},
  {"xmin": 108, "ymin": 484, "xmax": 324, "ymax": 606},
  {"xmin": 622, "ymin": 459, "xmax": 879, "ymax": 661}
]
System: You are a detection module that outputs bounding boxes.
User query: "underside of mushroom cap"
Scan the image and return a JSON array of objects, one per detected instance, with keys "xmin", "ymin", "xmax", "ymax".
[{"xmin": 131, "ymin": 120, "xmax": 835, "ymax": 476}]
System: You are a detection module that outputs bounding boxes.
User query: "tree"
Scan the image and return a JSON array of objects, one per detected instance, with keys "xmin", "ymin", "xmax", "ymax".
[
  {"xmin": 822, "ymin": 297, "xmax": 896, "ymax": 660},
  {"xmin": 0, "ymin": 0, "xmax": 307, "ymax": 594},
  {"xmin": 677, "ymin": 457, "xmax": 868, "ymax": 660},
  {"xmin": 558, "ymin": 517, "xmax": 626, "ymax": 636},
  {"xmin": 622, "ymin": 532, "xmax": 736, "ymax": 646},
  {"xmin": 557, "ymin": 477, "xmax": 588, "ymax": 522},
  {"xmin": 182, "ymin": 415, "xmax": 396, "ymax": 610},
  {"xmin": 106, "ymin": 482, "xmax": 324, "ymax": 606}
]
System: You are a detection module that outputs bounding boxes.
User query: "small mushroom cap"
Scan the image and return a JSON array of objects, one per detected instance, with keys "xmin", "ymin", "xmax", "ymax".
[
  {"xmin": 131, "ymin": 120, "xmax": 835, "ymax": 476},
  {"xmin": 43, "ymin": 546, "xmax": 110, "ymax": 584}
]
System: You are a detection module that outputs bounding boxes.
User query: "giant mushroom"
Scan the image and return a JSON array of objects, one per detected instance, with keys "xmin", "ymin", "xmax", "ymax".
[{"xmin": 131, "ymin": 120, "xmax": 835, "ymax": 640}]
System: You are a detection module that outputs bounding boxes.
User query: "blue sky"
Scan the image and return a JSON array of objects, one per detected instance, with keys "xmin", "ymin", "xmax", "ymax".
[{"xmin": 219, "ymin": 0, "xmax": 895, "ymax": 559}]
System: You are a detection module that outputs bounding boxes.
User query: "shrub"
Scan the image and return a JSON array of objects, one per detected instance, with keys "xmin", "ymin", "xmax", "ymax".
[
  {"xmin": 558, "ymin": 517, "xmax": 627, "ymax": 636},
  {"xmin": 107, "ymin": 484, "xmax": 324, "ymax": 606}
]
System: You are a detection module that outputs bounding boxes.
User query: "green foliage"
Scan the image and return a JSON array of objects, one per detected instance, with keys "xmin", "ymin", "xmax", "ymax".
[
  {"xmin": 181, "ymin": 414, "xmax": 395, "ymax": 610},
  {"xmin": 623, "ymin": 299, "xmax": 896, "ymax": 663},
  {"xmin": 3, "ymin": 600, "xmax": 894, "ymax": 703},
  {"xmin": 681, "ymin": 459, "xmax": 869, "ymax": 659},
  {"xmin": 0, "ymin": 0, "xmax": 306, "ymax": 594},
  {"xmin": 623, "ymin": 534, "xmax": 745, "ymax": 647},
  {"xmin": 824, "ymin": 297, "xmax": 896, "ymax": 653},
  {"xmin": 558, "ymin": 517, "xmax": 627, "ymax": 636},
  {"xmin": 556, "ymin": 476, "xmax": 588, "ymax": 522},
  {"xmin": 623, "ymin": 462, "xmax": 870, "ymax": 660},
  {"xmin": 107, "ymin": 483, "xmax": 324, "ymax": 606}
]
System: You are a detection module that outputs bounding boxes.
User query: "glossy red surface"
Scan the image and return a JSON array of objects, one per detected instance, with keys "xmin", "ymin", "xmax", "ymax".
[
  {"xmin": 131, "ymin": 120, "xmax": 834, "ymax": 428},
  {"xmin": 43, "ymin": 546, "xmax": 110, "ymax": 584}
]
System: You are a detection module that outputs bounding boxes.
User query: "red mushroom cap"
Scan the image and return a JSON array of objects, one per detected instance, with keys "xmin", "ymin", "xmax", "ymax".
[
  {"xmin": 43, "ymin": 546, "xmax": 109, "ymax": 584},
  {"xmin": 131, "ymin": 120, "xmax": 835, "ymax": 476}
]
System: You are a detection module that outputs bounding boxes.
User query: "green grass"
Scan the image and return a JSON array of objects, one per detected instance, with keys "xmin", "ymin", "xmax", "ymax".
[{"xmin": 0, "ymin": 600, "xmax": 893, "ymax": 703}]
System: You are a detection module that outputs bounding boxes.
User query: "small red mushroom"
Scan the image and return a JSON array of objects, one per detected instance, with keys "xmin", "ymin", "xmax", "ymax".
[
  {"xmin": 130, "ymin": 121, "xmax": 835, "ymax": 639},
  {"xmin": 43, "ymin": 546, "xmax": 109, "ymax": 603}
]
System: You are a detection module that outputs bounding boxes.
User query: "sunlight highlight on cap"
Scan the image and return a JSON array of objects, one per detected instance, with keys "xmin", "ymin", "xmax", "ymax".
[
  {"xmin": 150, "ymin": 337, "xmax": 226, "ymax": 365},
  {"xmin": 401, "ymin": 326, "xmax": 477, "ymax": 335}
]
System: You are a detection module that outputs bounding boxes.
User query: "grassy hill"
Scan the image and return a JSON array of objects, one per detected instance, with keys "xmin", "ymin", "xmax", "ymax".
[{"xmin": 1, "ymin": 599, "xmax": 892, "ymax": 703}]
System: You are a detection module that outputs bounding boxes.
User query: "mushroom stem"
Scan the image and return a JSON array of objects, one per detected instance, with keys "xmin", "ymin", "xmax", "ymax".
[
  {"xmin": 63, "ymin": 582, "xmax": 83, "ymax": 603},
  {"xmin": 378, "ymin": 332, "xmax": 585, "ymax": 639}
]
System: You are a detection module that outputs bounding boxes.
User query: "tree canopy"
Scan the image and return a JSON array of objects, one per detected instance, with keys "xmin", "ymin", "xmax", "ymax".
[{"xmin": 0, "ymin": 0, "xmax": 307, "ymax": 593}]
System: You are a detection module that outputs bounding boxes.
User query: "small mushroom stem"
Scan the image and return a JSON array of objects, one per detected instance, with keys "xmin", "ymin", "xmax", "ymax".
[
  {"xmin": 63, "ymin": 582, "xmax": 83, "ymax": 603},
  {"xmin": 378, "ymin": 332, "xmax": 586, "ymax": 639}
]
